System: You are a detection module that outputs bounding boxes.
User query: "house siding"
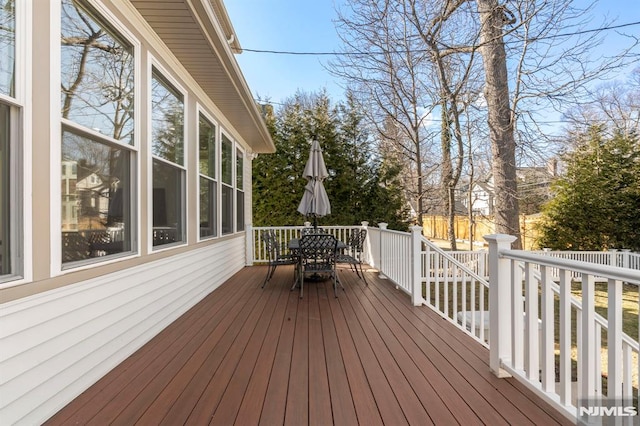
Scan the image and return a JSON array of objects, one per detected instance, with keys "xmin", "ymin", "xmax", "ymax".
[
  {"xmin": 0, "ymin": 237, "xmax": 246, "ymax": 425},
  {"xmin": 0, "ymin": 0, "xmax": 271, "ymax": 423}
]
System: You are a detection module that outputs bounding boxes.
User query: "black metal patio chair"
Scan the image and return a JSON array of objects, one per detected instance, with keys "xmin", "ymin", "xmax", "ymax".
[
  {"xmin": 297, "ymin": 233, "xmax": 339, "ymax": 298},
  {"xmin": 261, "ymin": 230, "xmax": 297, "ymax": 289},
  {"xmin": 336, "ymin": 228, "xmax": 368, "ymax": 285}
]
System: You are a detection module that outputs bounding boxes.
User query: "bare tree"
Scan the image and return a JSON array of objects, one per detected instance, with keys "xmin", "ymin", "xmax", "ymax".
[
  {"xmin": 564, "ymin": 67, "xmax": 640, "ymax": 137},
  {"xmin": 406, "ymin": 0, "xmax": 484, "ymax": 249},
  {"xmin": 331, "ymin": 0, "xmax": 482, "ymax": 244},
  {"xmin": 331, "ymin": 0, "xmax": 443, "ymax": 227},
  {"xmin": 475, "ymin": 0, "xmax": 522, "ymax": 245},
  {"xmin": 333, "ymin": 0, "xmax": 638, "ymax": 247}
]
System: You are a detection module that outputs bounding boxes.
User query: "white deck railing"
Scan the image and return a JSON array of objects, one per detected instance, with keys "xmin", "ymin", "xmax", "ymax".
[
  {"xmin": 247, "ymin": 224, "xmax": 366, "ymax": 264},
  {"xmin": 487, "ymin": 235, "xmax": 640, "ymax": 422},
  {"xmin": 248, "ymin": 225, "xmax": 639, "ymax": 423}
]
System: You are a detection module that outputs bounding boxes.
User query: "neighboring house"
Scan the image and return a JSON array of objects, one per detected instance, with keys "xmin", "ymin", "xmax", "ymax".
[
  {"xmin": 461, "ymin": 179, "xmax": 495, "ymax": 216},
  {"xmin": 461, "ymin": 164, "xmax": 557, "ymax": 216},
  {"xmin": 0, "ymin": 1, "xmax": 274, "ymax": 424}
]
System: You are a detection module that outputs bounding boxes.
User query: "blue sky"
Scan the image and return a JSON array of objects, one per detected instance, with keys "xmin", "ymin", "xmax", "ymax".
[
  {"xmin": 225, "ymin": 0, "xmax": 346, "ymax": 103},
  {"xmin": 226, "ymin": 0, "xmax": 640, "ymax": 106}
]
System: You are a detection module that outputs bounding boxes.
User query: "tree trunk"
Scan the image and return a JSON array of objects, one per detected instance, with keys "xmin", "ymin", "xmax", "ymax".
[
  {"xmin": 441, "ymin": 101, "xmax": 457, "ymax": 250},
  {"xmin": 476, "ymin": 0, "xmax": 522, "ymax": 248}
]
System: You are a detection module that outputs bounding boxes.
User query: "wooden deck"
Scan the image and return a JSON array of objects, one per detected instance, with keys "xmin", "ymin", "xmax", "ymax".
[{"xmin": 46, "ymin": 265, "xmax": 573, "ymax": 425}]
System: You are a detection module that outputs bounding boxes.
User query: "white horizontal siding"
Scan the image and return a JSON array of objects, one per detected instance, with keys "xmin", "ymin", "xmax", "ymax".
[{"xmin": 0, "ymin": 238, "xmax": 245, "ymax": 425}]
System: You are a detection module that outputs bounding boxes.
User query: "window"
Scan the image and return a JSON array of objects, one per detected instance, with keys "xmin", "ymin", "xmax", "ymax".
[
  {"xmin": 61, "ymin": 0, "xmax": 134, "ymax": 144},
  {"xmin": 0, "ymin": 103, "xmax": 14, "ymax": 277},
  {"xmin": 60, "ymin": 0, "xmax": 136, "ymax": 264},
  {"xmin": 151, "ymin": 69, "xmax": 184, "ymax": 247},
  {"xmin": 236, "ymin": 148, "xmax": 245, "ymax": 232},
  {"xmin": 0, "ymin": 0, "xmax": 15, "ymax": 97},
  {"xmin": 61, "ymin": 130, "xmax": 132, "ymax": 261},
  {"xmin": 220, "ymin": 134, "xmax": 245, "ymax": 235},
  {"xmin": 198, "ymin": 113, "xmax": 217, "ymax": 238},
  {"xmin": 1, "ymin": 0, "xmax": 21, "ymax": 281},
  {"xmin": 221, "ymin": 133, "xmax": 233, "ymax": 235}
]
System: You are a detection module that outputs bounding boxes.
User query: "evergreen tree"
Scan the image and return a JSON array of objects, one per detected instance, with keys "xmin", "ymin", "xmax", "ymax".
[
  {"xmin": 252, "ymin": 91, "xmax": 409, "ymax": 230},
  {"xmin": 537, "ymin": 126, "xmax": 640, "ymax": 251}
]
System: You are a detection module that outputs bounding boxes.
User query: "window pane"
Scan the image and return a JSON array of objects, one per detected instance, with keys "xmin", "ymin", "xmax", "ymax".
[
  {"xmin": 151, "ymin": 71, "xmax": 184, "ymax": 165},
  {"xmin": 61, "ymin": 130, "xmax": 132, "ymax": 263},
  {"xmin": 236, "ymin": 190, "xmax": 244, "ymax": 232},
  {"xmin": 221, "ymin": 184, "xmax": 233, "ymax": 235},
  {"xmin": 199, "ymin": 114, "xmax": 215, "ymax": 178},
  {"xmin": 0, "ymin": 0, "xmax": 15, "ymax": 97},
  {"xmin": 61, "ymin": 0, "xmax": 134, "ymax": 143},
  {"xmin": 236, "ymin": 148, "xmax": 243, "ymax": 190},
  {"xmin": 221, "ymin": 134, "xmax": 232, "ymax": 185},
  {"xmin": 152, "ymin": 159, "xmax": 184, "ymax": 246},
  {"xmin": 200, "ymin": 176, "xmax": 216, "ymax": 238},
  {"xmin": 0, "ymin": 103, "xmax": 11, "ymax": 274}
]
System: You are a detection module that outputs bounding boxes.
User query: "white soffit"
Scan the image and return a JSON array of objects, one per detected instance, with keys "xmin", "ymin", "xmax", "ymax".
[{"xmin": 130, "ymin": 0, "xmax": 275, "ymax": 153}]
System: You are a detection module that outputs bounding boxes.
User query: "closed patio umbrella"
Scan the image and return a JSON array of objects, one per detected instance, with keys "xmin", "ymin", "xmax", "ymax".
[{"xmin": 297, "ymin": 140, "xmax": 331, "ymax": 227}]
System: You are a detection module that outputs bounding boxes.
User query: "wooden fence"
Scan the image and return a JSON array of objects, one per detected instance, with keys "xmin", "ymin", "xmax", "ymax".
[{"xmin": 422, "ymin": 214, "xmax": 542, "ymax": 250}]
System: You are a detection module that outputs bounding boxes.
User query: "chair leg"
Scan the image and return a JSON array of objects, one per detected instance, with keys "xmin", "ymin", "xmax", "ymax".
[
  {"xmin": 299, "ymin": 275, "xmax": 304, "ymax": 298},
  {"xmin": 350, "ymin": 263, "xmax": 359, "ymax": 275},
  {"xmin": 358, "ymin": 262, "xmax": 368, "ymax": 285},
  {"xmin": 261, "ymin": 264, "xmax": 273, "ymax": 288},
  {"xmin": 351, "ymin": 262, "xmax": 361, "ymax": 278},
  {"xmin": 269, "ymin": 264, "xmax": 278, "ymax": 281}
]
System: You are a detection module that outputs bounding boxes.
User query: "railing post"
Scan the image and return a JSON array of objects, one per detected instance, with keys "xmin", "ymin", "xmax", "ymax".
[
  {"xmin": 608, "ymin": 248, "xmax": 617, "ymax": 266},
  {"xmin": 410, "ymin": 226, "xmax": 424, "ymax": 306},
  {"xmin": 484, "ymin": 234, "xmax": 517, "ymax": 378},
  {"xmin": 359, "ymin": 221, "xmax": 370, "ymax": 265},
  {"xmin": 620, "ymin": 249, "xmax": 630, "ymax": 269},
  {"xmin": 478, "ymin": 250, "xmax": 486, "ymax": 278},
  {"xmin": 378, "ymin": 223, "xmax": 388, "ymax": 279},
  {"xmin": 245, "ymin": 223, "xmax": 254, "ymax": 266}
]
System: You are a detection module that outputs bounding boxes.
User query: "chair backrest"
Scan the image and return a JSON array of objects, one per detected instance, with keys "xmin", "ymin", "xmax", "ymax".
[
  {"xmin": 301, "ymin": 226, "xmax": 324, "ymax": 236},
  {"xmin": 261, "ymin": 230, "xmax": 279, "ymax": 260},
  {"xmin": 299, "ymin": 233, "xmax": 337, "ymax": 266},
  {"xmin": 349, "ymin": 228, "xmax": 367, "ymax": 253}
]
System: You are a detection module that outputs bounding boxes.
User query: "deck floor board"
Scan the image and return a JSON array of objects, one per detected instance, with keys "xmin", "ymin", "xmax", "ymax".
[{"xmin": 46, "ymin": 265, "xmax": 574, "ymax": 426}]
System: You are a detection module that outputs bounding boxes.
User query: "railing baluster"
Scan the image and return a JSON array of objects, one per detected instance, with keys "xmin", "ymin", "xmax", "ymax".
[
  {"xmin": 471, "ymin": 279, "xmax": 477, "ymax": 340},
  {"xmin": 444, "ymin": 258, "xmax": 449, "ymax": 317},
  {"xmin": 435, "ymin": 264, "xmax": 440, "ymax": 311},
  {"xmin": 622, "ymin": 343, "xmax": 632, "ymax": 402},
  {"xmin": 453, "ymin": 264, "xmax": 458, "ymax": 321},
  {"xmin": 595, "ymin": 323, "xmax": 602, "ymax": 399},
  {"xmin": 580, "ymin": 274, "xmax": 596, "ymax": 401},
  {"xmin": 558, "ymin": 269, "xmax": 572, "ymax": 406},
  {"xmin": 512, "ymin": 260, "xmax": 524, "ymax": 370},
  {"xmin": 525, "ymin": 261, "xmax": 539, "ymax": 381},
  {"xmin": 608, "ymin": 278, "xmax": 623, "ymax": 405},
  {"xmin": 541, "ymin": 264, "xmax": 554, "ymax": 391},
  {"xmin": 461, "ymin": 270, "xmax": 467, "ymax": 333}
]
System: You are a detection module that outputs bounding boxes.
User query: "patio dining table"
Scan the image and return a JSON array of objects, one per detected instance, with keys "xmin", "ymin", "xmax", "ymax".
[
  {"xmin": 287, "ymin": 237, "xmax": 347, "ymax": 253},
  {"xmin": 287, "ymin": 237, "xmax": 347, "ymax": 290}
]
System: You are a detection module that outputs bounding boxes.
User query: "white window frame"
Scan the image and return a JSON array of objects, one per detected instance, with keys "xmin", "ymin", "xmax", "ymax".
[
  {"xmin": 235, "ymin": 145, "xmax": 246, "ymax": 233},
  {"xmin": 148, "ymin": 58, "xmax": 188, "ymax": 252},
  {"xmin": 219, "ymin": 130, "xmax": 247, "ymax": 236},
  {"xmin": 220, "ymin": 129, "xmax": 236, "ymax": 236},
  {"xmin": 0, "ymin": 0, "xmax": 31, "ymax": 287},
  {"xmin": 196, "ymin": 105, "xmax": 219, "ymax": 242},
  {"xmin": 50, "ymin": 0, "xmax": 141, "ymax": 276}
]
